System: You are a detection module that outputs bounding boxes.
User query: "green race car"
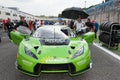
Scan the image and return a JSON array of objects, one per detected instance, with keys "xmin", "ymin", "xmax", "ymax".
[{"xmin": 10, "ymin": 25, "xmax": 95, "ymax": 76}]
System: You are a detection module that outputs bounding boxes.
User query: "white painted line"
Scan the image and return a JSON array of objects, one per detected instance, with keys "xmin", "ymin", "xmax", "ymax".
[{"xmin": 93, "ymin": 43, "xmax": 120, "ymax": 61}]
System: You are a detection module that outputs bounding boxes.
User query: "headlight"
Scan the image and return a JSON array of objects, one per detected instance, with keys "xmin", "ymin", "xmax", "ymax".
[
  {"xmin": 72, "ymin": 46, "xmax": 84, "ymax": 59},
  {"xmin": 25, "ymin": 47, "xmax": 38, "ymax": 59}
]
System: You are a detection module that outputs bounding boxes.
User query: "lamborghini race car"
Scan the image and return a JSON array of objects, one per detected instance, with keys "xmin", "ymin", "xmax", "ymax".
[{"xmin": 10, "ymin": 25, "xmax": 95, "ymax": 76}]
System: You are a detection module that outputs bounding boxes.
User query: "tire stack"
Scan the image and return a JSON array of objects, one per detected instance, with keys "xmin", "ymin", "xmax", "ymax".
[{"xmin": 99, "ymin": 22, "xmax": 120, "ymax": 47}]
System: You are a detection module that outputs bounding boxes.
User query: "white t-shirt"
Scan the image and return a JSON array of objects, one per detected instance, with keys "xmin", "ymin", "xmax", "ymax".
[
  {"xmin": 35, "ymin": 21, "xmax": 41, "ymax": 28},
  {"xmin": 74, "ymin": 20, "xmax": 85, "ymax": 31}
]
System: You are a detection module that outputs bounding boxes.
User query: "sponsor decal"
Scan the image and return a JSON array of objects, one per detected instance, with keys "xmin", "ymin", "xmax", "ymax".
[
  {"xmin": 46, "ymin": 58, "xmax": 67, "ymax": 63},
  {"xmin": 41, "ymin": 56, "xmax": 67, "ymax": 63},
  {"xmin": 41, "ymin": 56, "xmax": 53, "ymax": 63},
  {"xmin": 22, "ymin": 60, "xmax": 33, "ymax": 66},
  {"xmin": 44, "ymin": 39, "xmax": 66, "ymax": 44}
]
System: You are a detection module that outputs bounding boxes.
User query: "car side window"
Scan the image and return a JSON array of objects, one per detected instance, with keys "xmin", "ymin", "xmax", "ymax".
[{"xmin": 61, "ymin": 29, "xmax": 69, "ymax": 36}]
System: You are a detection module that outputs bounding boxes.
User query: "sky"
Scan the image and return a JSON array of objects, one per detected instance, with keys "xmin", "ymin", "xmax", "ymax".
[{"xmin": 0, "ymin": 0, "xmax": 104, "ymax": 16}]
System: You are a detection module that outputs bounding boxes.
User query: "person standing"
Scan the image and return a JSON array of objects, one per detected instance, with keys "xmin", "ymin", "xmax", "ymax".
[
  {"xmin": 69, "ymin": 20, "xmax": 74, "ymax": 29},
  {"xmin": 85, "ymin": 18, "xmax": 94, "ymax": 31},
  {"xmin": 54, "ymin": 19, "xmax": 63, "ymax": 25},
  {"xmin": 2, "ymin": 19, "xmax": 7, "ymax": 32},
  {"xmin": 92, "ymin": 20, "xmax": 99, "ymax": 39},
  {"xmin": 14, "ymin": 16, "xmax": 29, "ymax": 29},
  {"xmin": 5, "ymin": 18, "xmax": 14, "ymax": 40},
  {"xmin": 32, "ymin": 19, "xmax": 37, "ymax": 30},
  {"xmin": 28, "ymin": 20, "xmax": 33, "ymax": 31},
  {"xmin": 73, "ymin": 15, "xmax": 85, "ymax": 35},
  {"xmin": 35, "ymin": 20, "xmax": 41, "ymax": 29},
  {"xmin": 40, "ymin": 20, "xmax": 44, "ymax": 26}
]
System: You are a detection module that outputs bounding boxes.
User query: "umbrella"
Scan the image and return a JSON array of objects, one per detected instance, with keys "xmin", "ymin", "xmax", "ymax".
[{"xmin": 62, "ymin": 7, "xmax": 89, "ymax": 19}]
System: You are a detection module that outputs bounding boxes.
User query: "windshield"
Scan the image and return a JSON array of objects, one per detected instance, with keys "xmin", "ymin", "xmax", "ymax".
[
  {"xmin": 33, "ymin": 27, "xmax": 69, "ymax": 38},
  {"xmin": 33, "ymin": 26, "xmax": 70, "ymax": 45}
]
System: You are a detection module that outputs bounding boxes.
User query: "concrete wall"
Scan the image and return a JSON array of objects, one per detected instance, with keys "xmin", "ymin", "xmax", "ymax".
[
  {"xmin": 89, "ymin": 10, "xmax": 120, "ymax": 24},
  {"xmin": 88, "ymin": 0, "xmax": 120, "ymax": 24}
]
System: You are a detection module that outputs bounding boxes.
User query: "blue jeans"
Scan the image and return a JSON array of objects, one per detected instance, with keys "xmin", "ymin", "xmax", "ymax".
[{"xmin": 7, "ymin": 29, "xmax": 12, "ymax": 39}]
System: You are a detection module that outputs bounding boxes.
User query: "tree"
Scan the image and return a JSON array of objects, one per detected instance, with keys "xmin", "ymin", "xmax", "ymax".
[{"xmin": 58, "ymin": 14, "xmax": 62, "ymax": 18}]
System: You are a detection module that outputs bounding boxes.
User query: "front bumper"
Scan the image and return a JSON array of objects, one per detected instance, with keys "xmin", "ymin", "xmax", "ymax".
[{"xmin": 15, "ymin": 59, "xmax": 92, "ymax": 76}]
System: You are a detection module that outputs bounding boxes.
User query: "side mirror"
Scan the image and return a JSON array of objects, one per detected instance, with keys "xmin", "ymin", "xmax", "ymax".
[{"xmin": 17, "ymin": 26, "xmax": 31, "ymax": 36}]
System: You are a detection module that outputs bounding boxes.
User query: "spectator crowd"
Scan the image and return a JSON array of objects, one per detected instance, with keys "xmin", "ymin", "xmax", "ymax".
[{"xmin": 0, "ymin": 16, "xmax": 99, "ymax": 43}]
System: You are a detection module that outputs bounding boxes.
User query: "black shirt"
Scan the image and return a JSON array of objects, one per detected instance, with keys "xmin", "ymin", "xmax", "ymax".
[
  {"xmin": 69, "ymin": 21, "xmax": 74, "ymax": 29},
  {"xmin": 14, "ymin": 21, "xmax": 29, "ymax": 29},
  {"xmin": 85, "ymin": 22, "xmax": 93, "ymax": 28},
  {"xmin": 5, "ymin": 22, "xmax": 14, "ymax": 30}
]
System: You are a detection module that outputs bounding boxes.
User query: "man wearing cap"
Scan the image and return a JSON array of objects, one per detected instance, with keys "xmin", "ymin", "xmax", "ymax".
[{"xmin": 14, "ymin": 16, "xmax": 29, "ymax": 29}]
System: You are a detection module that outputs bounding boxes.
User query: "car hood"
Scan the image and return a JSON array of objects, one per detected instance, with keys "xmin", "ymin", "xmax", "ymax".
[{"xmin": 22, "ymin": 37, "xmax": 85, "ymax": 63}]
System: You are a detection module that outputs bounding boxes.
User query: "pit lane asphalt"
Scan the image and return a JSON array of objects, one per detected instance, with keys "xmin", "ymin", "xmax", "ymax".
[{"xmin": 0, "ymin": 33, "xmax": 120, "ymax": 80}]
